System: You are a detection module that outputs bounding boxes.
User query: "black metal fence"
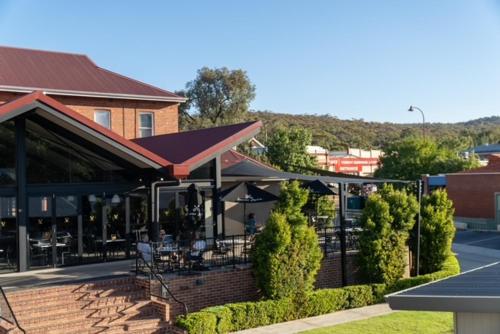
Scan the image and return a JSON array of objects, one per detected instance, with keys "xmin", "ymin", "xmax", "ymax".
[
  {"xmin": 316, "ymin": 227, "xmax": 361, "ymax": 255},
  {"xmin": 136, "ymin": 234, "xmax": 254, "ymax": 275},
  {"xmin": 136, "ymin": 227, "xmax": 361, "ymax": 276}
]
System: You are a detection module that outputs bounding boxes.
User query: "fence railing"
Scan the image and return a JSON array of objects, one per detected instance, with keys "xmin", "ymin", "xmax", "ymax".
[
  {"xmin": 136, "ymin": 234, "xmax": 254, "ymax": 276},
  {"xmin": 315, "ymin": 226, "xmax": 361, "ymax": 255},
  {"xmin": 0, "ymin": 286, "xmax": 25, "ymax": 333},
  {"xmin": 135, "ymin": 227, "xmax": 361, "ymax": 276}
]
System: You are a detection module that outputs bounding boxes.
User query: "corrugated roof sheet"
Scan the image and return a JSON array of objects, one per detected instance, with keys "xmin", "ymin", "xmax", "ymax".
[{"xmin": 0, "ymin": 46, "xmax": 181, "ymax": 100}]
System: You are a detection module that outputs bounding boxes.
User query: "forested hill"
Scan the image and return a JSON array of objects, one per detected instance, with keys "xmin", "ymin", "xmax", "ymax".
[{"xmin": 247, "ymin": 111, "xmax": 500, "ymax": 150}]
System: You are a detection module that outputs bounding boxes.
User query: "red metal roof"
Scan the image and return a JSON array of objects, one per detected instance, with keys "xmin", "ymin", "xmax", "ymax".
[
  {"xmin": 0, "ymin": 92, "xmax": 262, "ymax": 178},
  {"xmin": 0, "ymin": 91, "xmax": 175, "ymax": 167},
  {"xmin": 133, "ymin": 122, "xmax": 262, "ymax": 168},
  {"xmin": 221, "ymin": 150, "xmax": 274, "ymax": 170},
  {"xmin": 0, "ymin": 46, "xmax": 182, "ymax": 101}
]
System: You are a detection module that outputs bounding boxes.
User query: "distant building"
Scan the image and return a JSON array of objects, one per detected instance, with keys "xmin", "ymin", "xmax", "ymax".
[
  {"xmin": 465, "ymin": 143, "xmax": 500, "ymax": 165},
  {"xmin": 307, "ymin": 145, "xmax": 381, "ymax": 177},
  {"xmin": 446, "ymin": 154, "xmax": 500, "ymax": 230}
]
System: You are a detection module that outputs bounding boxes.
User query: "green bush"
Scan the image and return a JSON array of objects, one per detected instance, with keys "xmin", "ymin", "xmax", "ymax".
[
  {"xmin": 177, "ymin": 255, "xmax": 460, "ymax": 333},
  {"xmin": 202, "ymin": 306, "xmax": 232, "ymax": 334},
  {"xmin": 343, "ymin": 285, "xmax": 374, "ymax": 308},
  {"xmin": 176, "ymin": 311, "xmax": 217, "ymax": 334},
  {"xmin": 300, "ymin": 289, "xmax": 349, "ymax": 317},
  {"xmin": 420, "ymin": 189, "xmax": 456, "ymax": 274},
  {"xmin": 358, "ymin": 185, "xmax": 418, "ymax": 285},
  {"xmin": 253, "ymin": 181, "xmax": 322, "ymax": 299}
]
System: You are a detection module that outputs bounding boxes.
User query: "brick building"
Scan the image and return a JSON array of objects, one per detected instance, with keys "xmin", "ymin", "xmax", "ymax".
[
  {"xmin": 447, "ymin": 154, "xmax": 500, "ymax": 230},
  {"xmin": 0, "ymin": 46, "xmax": 261, "ymax": 272},
  {"xmin": 307, "ymin": 145, "xmax": 381, "ymax": 176}
]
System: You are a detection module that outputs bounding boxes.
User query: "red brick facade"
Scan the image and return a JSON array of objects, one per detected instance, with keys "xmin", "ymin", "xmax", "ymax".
[
  {"xmin": 0, "ymin": 91, "xmax": 180, "ymax": 138},
  {"xmin": 447, "ymin": 173, "xmax": 500, "ymax": 219}
]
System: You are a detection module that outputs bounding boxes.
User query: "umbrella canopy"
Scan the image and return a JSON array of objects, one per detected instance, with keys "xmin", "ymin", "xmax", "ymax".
[
  {"xmin": 220, "ymin": 182, "xmax": 279, "ymax": 203},
  {"xmin": 303, "ymin": 179, "xmax": 337, "ymax": 195}
]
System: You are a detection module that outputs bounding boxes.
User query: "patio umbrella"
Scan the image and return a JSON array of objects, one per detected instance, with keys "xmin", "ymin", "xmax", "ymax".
[
  {"xmin": 220, "ymin": 182, "xmax": 279, "ymax": 233},
  {"xmin": 302, "ymin": 179, "xmax": 337, "ymax": 195},
  {"xmin": 302, "ymin": 180, "xmax": 337, "ymax": 226}
]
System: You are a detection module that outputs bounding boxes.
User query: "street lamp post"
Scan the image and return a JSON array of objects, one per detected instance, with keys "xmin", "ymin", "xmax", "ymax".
[{"xmin": 408, "ymin": 105, "xmax": 426, "ymax": 140}]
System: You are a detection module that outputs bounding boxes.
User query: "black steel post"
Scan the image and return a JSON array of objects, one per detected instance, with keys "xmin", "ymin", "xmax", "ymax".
[
  {"xmin": 416, "ymin": 179, "xmax": 423, "ymax": 276},
  {"xmin": 213, "ymin": 155, "xmax": 222, "ymax": 237},
  {"xmin": 339, "ymin": 182, "xmax": 347, "ymax": 286},
  {"xmin": 15, "ymin": 117, "xmax": 28, "ymax": 272},
  {"xmin": 51, "ymin": 194, "xmax": 57, "ymax": 267}
]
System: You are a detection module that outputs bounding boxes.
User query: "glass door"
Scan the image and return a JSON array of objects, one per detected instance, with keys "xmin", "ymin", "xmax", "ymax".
[
  {"xmin": 55, "ymin": 196, "xmax": 78, "ymax": 266},
  {"xmin": 28, "ymin": 194, "xmax": 79, "ymax": 268},
  {"xmin": 28, "ymin": 195, "xmax": 54, "ymax": 269}
]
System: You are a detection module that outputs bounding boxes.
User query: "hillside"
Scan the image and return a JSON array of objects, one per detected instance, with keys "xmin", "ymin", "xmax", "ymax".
[{"xmin": 246, "ymin": 111, "xmax": 500, "ymax": 150}]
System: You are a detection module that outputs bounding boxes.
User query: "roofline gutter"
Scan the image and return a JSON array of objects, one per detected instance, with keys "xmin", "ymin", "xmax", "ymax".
[{"xmin": 0, "ymin": 86, "xmax": 187, "ymax": 103}]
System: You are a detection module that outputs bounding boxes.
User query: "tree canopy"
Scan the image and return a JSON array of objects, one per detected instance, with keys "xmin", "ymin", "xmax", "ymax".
[
  {"xmin": 374, "ymin": 137, "xmax": 480, "ymax": 180},
  {"xmin": 180, "ymin": 67, "xmax": 256, "ymax": 127},
  {"xmin": 265, "ymin": 127, "xmax": 317, "ymax": 173}
]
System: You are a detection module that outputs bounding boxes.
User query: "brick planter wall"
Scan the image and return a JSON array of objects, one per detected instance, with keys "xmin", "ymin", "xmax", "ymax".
[{"xmin": 143, "ymin": 252, "xmax": 363, "ymax": 321}]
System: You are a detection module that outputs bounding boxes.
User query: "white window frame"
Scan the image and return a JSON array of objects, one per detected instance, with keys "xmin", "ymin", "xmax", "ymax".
[
  {"xmin": 94, "ymin": 109, "xmax": 111, "ymax": 129},
  {"xmin": 139, "ymin": 112, "xmax": 155, "ymax": 138}
]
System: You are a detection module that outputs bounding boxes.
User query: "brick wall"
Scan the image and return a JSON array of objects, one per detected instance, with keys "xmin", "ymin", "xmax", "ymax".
[
  {"xmin": 53, "ymin": 95, "xmax": 179, "ymax": 139},
  {"xmin": 0, "ymin": 92, "xmax": 180, "ymax": 139},
  {"xmin": 145, "ymin": 252, "xmax": 364, "ymax": 321},
  {"xmin": 315, "ymin": 252, "xmax": 362, "ymax": 289},
  {"xmin": 447, "ymin": 174, "xmax": 500, "ymax": 219}
]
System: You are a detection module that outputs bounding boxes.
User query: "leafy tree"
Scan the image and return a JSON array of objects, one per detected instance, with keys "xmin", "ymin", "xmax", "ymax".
[
  {"xmin": 182, "ymin": 67, "xmax": 255, "ymax": 126},
  {"xmin": 419, "ymin": 189, "xmax": 455, "ymax": 274},
  {"xmin": 358, "ymin": 185, "xmax": 418, "ymax": 284},
  {"xmin": 266, "ymin": 127, "xmax": 317, "ymax": 173},
  {"xmin": 375, "ymin": 137, "xmax": 479, "ymax": 180},
  {"xmin": 253, "ymin": 181, "xmax": 323, "ymax": 299}
]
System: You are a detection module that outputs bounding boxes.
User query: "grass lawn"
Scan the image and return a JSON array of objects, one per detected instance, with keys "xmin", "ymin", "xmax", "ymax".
[{"xmin": 301, "ymin": 311, "xmax": 453, "ymax": 334}]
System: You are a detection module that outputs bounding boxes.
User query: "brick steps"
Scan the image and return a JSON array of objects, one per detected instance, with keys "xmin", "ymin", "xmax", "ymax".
[{"xmin": 1, "ymin": 277, "xmax": 179, "ymax": 334}]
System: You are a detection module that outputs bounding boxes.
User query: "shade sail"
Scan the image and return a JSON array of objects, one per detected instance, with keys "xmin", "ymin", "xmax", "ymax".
[
  {"xmin": 222, "ymin": 159, "xmax": 404, "ymax": 184},
  {"xmin": 220, "ymin": 182, "xmax": 279, "ymax": 203}
]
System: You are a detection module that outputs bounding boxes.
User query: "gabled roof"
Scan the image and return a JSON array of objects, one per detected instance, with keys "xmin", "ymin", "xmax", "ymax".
[
  {"xmin": 470, "ymin": 143, "xmax": 500, "ymax": 154},
  {"xmin": 133, "ymin": 122, "xmax": 262, "ymax": 171},
  {"xmin": 0, "ymin": 91, "xmax": 263, "ymax": 178},
  {"xmin": 0, "ymin": 46, "xmax": 184, "ymax": 102},
  {"xmin": 0, "ymin": 91, "xmax": 175, "ymax": 170}
]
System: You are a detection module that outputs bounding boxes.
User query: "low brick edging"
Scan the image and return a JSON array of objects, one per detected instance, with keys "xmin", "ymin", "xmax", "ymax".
[{"xmin": 136, "ymin": 252, "xmax": 364, "ymax": 322}]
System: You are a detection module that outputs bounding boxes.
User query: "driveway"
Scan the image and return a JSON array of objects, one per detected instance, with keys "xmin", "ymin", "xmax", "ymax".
[{"xmin": 453, "ymin": 230, "xmax": 500, "ymax": 272}]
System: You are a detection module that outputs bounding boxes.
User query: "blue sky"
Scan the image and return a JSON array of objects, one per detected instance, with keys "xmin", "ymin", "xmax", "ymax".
[{"xmin": 1, "ymin": 1, "xmax": 500, "ymax": 123}]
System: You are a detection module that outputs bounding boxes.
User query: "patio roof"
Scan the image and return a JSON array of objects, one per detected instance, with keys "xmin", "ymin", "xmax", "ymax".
[{"xmin": 222, "ymin": 156, "xmax": 404, "ymax": 184}]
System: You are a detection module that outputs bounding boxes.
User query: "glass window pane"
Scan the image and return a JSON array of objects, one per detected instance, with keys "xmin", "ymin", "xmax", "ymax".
[
  {"xmin": 0, "ymin": 121, "xmax": 16, "ymax": 185},
  {"xmin": 140, "ymin": 113, "xmax": 153, "ymax": 128},
  {"xmin": 140, "ymin": 129, "xmax": 153, "ymax": 138},
  {"xmin": 94, "ymin": 111, "xmax": 111, "ymax": 129}
]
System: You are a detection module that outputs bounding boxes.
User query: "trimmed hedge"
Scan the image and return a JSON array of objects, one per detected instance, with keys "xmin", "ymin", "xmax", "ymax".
[{"xmin": 177, "ymin": 255, "xmax": 460, "ymax": 334}]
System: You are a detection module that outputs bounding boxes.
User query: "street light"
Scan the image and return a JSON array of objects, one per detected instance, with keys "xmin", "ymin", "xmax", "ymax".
[{"xmin": 408, "ymin": 105, "xmax": 426, "ymax": 140}]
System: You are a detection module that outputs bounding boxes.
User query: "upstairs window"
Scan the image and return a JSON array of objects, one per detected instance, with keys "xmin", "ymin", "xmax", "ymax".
[
  {"xmin": 94, "ymin": 110, "xmax": 111, "ymax": 129},
  {"xmin": 139, "ymin": 112, "xmax": 154, "ymax": 138}
]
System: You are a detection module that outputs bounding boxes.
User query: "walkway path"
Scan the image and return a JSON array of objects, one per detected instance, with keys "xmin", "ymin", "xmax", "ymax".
[
  {"xmin": 234, "ymin": 303, "xmax": 394, "ymax": 334},
  {"xmin": 0, "ymin": 259, "xmax": 134, "ymax": 291}
]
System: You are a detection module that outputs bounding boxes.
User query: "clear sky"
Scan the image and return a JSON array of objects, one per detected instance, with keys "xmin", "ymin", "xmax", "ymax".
[{"xmin": 1, "ymin": 0, "xmax": 500, "ymax": 123}]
